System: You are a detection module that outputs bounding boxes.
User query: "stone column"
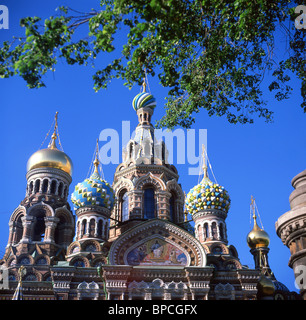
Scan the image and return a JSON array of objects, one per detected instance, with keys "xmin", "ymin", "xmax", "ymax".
[
  {"xmin": 44, "ymin": 217, "xmax": 59, "ymax": 243},
  {"xmin": 20, "ymin": 216, "xmax": 35, "ymax": 243}
]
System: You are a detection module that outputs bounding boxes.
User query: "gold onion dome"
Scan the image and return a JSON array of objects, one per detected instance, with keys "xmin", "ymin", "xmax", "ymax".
[
  {"xmin": 257, "ymin": 274, "xmax": 275, "ymax": 297},
  {"xmin": 247, "ymin": 211, "xmax": 270, "ymax": 249},
  {"xmin": 26, "ymin": 113, "xmax": 73, "ymax": 176}
]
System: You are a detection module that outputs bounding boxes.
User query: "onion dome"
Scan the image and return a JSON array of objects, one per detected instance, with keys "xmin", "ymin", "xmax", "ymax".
[
  {"xmin": 132, "ymin": 81, "xmax": 156, "ymax": 111},
  {"xmin": 26, "ymin": 112, "xmax": 73, "ymax": 176},
  {"xmin": 247, "ymin": 197, "xmax": 270, "ymax": 249},
  {"xmin": 185, "ymin": 156, "xmax": 230, "ymax": 215},
  {"xmin": 247, "ymin": 213, "xmax": 270, "ymax": 249},
  {"xmin": 257, "ymin": 274, "xmax": 275, "ymax": 298},
  {"xmin": 71, "ymin": 141, "xmax": 115, "ymax": 210}
]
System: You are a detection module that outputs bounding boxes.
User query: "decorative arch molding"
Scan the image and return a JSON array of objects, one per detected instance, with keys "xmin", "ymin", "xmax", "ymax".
[
  {"xmin": 9, "ymin": 205, "xmax": 27, "ymax": 223},
  {"xmin": 108, "ymin": 219, "xmax": 206, "ymax": 267},
  {"xmin": 27, "ymin": 202, "xmax": 55, "ymax": 218},
  {"xmin": 34, "ymin": 254, "xmax": 50, "ymax": 266},
  {"xmin": 134, "ymin": 172, "xmax": 167, "ymax": 191},
  {"xmin": 166, "ymin": 179, "xmax": 184, "ymax": 200},
  {"xmin": 54, "ymin": 206, "xmax": 74, "ymax": 226},
  {"xmin": 67, "ymin": 240, "xmax": 81, "ymax": 256},
  {"xmin": 69, "ymin": 256, "xmax": 90, "ymax": 268},
  {"xmin": 113, "ymin": 177, "xmax": 134, "ymax": 195},
  {"xmin": 80, "ymin": 239, "xmax": 102, "ymax": 252},
  {"xmin": 209, "ymin": 242, "xmax": 229, "ymax": 255}
]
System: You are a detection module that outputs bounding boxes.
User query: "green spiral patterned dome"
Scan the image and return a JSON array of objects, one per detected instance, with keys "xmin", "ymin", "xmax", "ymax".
[
  {"xmin": 132, "ymin": 92, "xmax": 156, "ymax": 111},
  {"xmin": 185, "ymin": 176, "xmax": 231, "ymax": 215}
]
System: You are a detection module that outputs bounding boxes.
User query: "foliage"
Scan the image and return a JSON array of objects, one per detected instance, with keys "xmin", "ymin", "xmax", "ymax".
[{"xmin": 0, "ymin": 0, "xmax": 305, "ymax": 128}]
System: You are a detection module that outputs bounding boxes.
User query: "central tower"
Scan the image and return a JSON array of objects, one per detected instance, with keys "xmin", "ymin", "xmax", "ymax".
[{"xmin": 109, "ymin": 82, "xmax": 185, "ymax": 241}]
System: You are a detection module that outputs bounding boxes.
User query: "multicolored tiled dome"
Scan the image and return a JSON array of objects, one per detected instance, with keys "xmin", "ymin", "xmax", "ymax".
[
  {"xmin": 71, "ymin": 171, "xmax": 115, "ymax": 210},
  {"xmin": 185, "ymin": 176, "xmax": 231, "ymax": 215},
  {"xmin": 132, "ymin": 92, "xmax": 156, "ymax": 111}
]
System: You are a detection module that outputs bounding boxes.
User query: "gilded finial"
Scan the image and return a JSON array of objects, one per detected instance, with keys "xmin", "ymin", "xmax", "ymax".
[
  {"xmin": 93, "ymin": 139, "xmax": 100, "ymax": 174},
  {"xmin": 202, "ymin": 144, "xmax": 208, "ymax": 178},
  {"xmin": 251, "ymin": 195, "xmax": 258, "ymax": 224},
  {"xmin": 49, "ymin": 112, "xmax": 59, "ymax": 150},
  {"xmin": 94, "ymin": 139, "xmax": 100, "ymax": 173},
  {"xmin": 142, "ymin": 77, "xmax": 147, "ymax": 93}
]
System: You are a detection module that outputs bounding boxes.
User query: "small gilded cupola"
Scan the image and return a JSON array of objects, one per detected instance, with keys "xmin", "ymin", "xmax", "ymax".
[
  {"xmin": 247, "ymin": 196, "xmax": 270, "ymax": 250},
  {"xmin": 24, "ymin": 112, "xmax": 73, "ymax": 204},
  {"xmin": 27, "ymin": 112, "xmax": 73, "ymax": 177}
]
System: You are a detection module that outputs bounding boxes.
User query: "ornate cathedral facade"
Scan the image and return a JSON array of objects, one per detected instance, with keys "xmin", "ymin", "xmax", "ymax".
[{"xmin": 0, "ymin": 85, "xmax": 301, "ymax": 300}]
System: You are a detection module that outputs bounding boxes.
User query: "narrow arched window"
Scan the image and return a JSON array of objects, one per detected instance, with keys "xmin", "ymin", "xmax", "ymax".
[
  {"xmin": 121, "ymin": 192, "xmax": 129, "ymax": 222},
  {"xmin": 89, "ymin": 218, "xmax": 95, "ymax": 237},
  {"xmin": 34, "ymin": 180, "xmax": 40, "ymax": 193},
  {"xmin": 50, "ymin": 180, "xmax": 57, "ymax": 194},
  {"xmin": 212, "ymin": 222, "xmax": 218, "ymax": 240},
  {"xmin": 219, "ymin": 223, "xmax": 224, "ymax": 240},
  {"xmin": 58, "ymin": 182, "xmax": 63, "ymax": 197},
  {"xmin": 144, "ymin": 188, "xmax": 155, "ymax": 219},
  {"xmin": 129, "ymin": 143, "xmax": 133, "ymax": 158},
  {"xmin": 204, "ymin": 223, "xmax": 209, "ymax": 240},
  {"xmin": 81, "ymin": 220, "xmax": 87, "ymax": 237},
  {"xmin": 29, "ymin": 181, "xmax": 34, "ymax": 195},
  {"xmin": 169, "ymin": 193, "xmax": 175, "ymax": 222},
  {"xmin": 42, "ymin": 179, "xmax": 48, "ymax": 193}
]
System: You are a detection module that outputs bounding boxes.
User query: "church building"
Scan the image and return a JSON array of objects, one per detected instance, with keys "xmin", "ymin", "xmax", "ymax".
[{"xmin": 0, "ymin": 84, "xmax": 300, "ymax": 300}]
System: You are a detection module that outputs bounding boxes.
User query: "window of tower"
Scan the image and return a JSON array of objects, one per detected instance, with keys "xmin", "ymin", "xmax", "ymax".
[
  {"xmin": 89, "ymin": 218, "xmax": 95, "ymax": 237},
  {"xmin": 81, "ymin": 219, "xmax": 87, "ymax": 237},
  {"xmin": 97, "ymin": 220, "xmax": 103, "ymax": 237},
  {"xmin": 129, "ymin": 143, "xmax": 133, "ymax": 158},
  {"xmin": 42, "ymin": 179, "xmax": 48, "ymax": 193},
  {"xmin": 204, "ymin": 223, "xmax": 209, "ymax": 240},
  {"xmin": 219, "ymin": 223, "xmax": 224, "ymax": 240},
  {"xmin": 211, "ymin": 222, "xmax": 218, "ymax": 240},
  {"xmin": 162, "ymin": 142, "xmax": 166, "ymax": 162},
  {"xmin": 58, "ymin": 182, "xmax": 63, "ymax": 197},
  {"xmin": 28, "ymin": 181, "xmax": 34, "ymax": 195},
  {"xmin": 144, "ymin": 187, "xmax": 155, "ymax": 219},
  {"xmin": 50, "ymin": 180, "xmax": 57, "ymax": 194},
  {"xmin": 120, "ymin": 190, "xmax": 129, "ymax": 222},
  {"xmin": 34, "ymin": 179, "xmax": 40, "ymax": 193},
  {"xmin": 33, "ymin": 214, "xmax": 46, "ymax": 242},
  {"xmin": 169, "ymin": 192, "xmax": 176, "ymax": 222}
]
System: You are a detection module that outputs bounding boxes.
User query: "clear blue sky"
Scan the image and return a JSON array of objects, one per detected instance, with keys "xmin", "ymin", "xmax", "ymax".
[{"xmin": 1, "ymin": 1, "xmax": 305, "ymax": 293}]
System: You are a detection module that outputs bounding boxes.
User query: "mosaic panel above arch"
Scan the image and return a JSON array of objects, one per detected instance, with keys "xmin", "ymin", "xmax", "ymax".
[{"xmin": 108, "ymin": 219, "xmax": 206, "ymax": 267}]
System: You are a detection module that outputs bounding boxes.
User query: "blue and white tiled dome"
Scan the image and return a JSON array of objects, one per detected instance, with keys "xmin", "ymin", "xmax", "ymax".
[
  {"xmin": 71, "ymin": 171, "xmax": 115, "ymax": 210},
  {"xmin": 185, "ymin": 175, "xmax": 231, "ymax": 215}
]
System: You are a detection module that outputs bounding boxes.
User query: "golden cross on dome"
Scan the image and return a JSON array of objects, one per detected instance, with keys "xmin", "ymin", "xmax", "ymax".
[
  {"xmin": 142, "ymin": 77, "xmax": 147, "ymax": 93},
  {"xmin": 49, "ymin": 111, "xmax": 59, "ymax": 150},
  {"xmin": 93, "ymin": 139, "xmax": 100, "ymax": 174},
  {"xmin": 202, "ymin": 144, "xmax": 208, "ymax": 178},
  {"xmin": 251, "ymin": 195, "xmax": 256, "ymax": 220}
]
